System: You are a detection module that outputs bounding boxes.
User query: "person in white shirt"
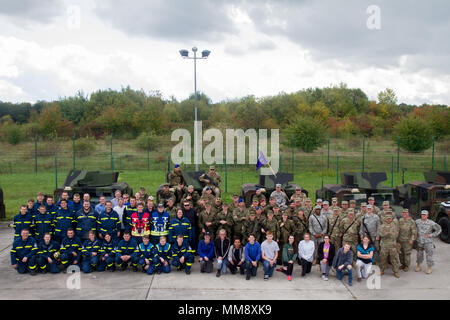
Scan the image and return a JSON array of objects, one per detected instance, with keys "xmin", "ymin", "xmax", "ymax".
[
  {"xmin": 113, "ymin": 197, "xmax": 126, "ymax": 236},
  {"xmin": 298, "ymin": 233, "xmax": 315, "ymax": 277}
]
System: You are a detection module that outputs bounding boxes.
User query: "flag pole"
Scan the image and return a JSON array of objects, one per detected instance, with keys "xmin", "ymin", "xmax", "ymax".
[{"xmin": 267, "ymin": 161, "xmax": 277, "ymax": 178}]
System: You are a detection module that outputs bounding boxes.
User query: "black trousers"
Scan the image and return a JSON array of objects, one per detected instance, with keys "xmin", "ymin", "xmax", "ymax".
[
  {"xmin": 228, "ymin": 261, "xmax": 245, "ymax": 274},
  {"xmin": 300, "ymin": 258, "xmax": 312, "ymax": 276},
  {"xmin": 245, "ymin": 261, "xmax": 258, "ymax": 277},
  {"xmin": 281, "ymin": 261, "xmax": 294, "ymax": 276}
]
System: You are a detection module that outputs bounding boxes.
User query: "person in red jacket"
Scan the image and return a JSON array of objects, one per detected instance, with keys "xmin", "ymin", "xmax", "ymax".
[{"xmin": 129, "ymin": 203, "xmax": 150, "ymax": 244}]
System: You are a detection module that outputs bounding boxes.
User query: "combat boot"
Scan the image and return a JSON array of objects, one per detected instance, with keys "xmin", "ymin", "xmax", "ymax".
[
  {"xmin": 426, "ymin": 267, "xmax": 432, "ymax": 274},
  {"xmin": 403, "ymin": 266, "xmax": 409, "ymax": 272},
  {"xmin": 414, "ymin": 264, "xmax": 422, "ymax": 272},
  {"xmin": 393, "ymin": 272, "xmax": 400, "ymax": 278}
]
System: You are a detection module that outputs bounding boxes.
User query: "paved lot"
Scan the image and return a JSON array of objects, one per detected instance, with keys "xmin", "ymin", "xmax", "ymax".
[{"xmin": 0, "ymin": 222, "xmax": 449, "ymax": 300}]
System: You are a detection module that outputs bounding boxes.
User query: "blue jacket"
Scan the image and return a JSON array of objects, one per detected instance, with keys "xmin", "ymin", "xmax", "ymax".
[
  {"xmin": 53, "ymin": 208, "xmax": 75, "ymax": 239},
  {"xmin": 153, "ymin": 243, "xmax": 172, "ymax": 262},
  {"xmin": 32, "ymin": 201, "xmax": 46, "ymax": 216},
  {"xmin": 45, "ymin": 204, "xmax": 58, "ymax": 218},
  {"xmin": 97, "ymin": 209, "xmax": 120, "ymax": 237},
  {"xmin": 168, "ymin": 216, "xmax": 193, "ymax": 243},
  {"xmin": 81, "ymin": 239, "xmax": 101, "ymax": 257},
  {"xmin": 33, "ymin": 212, "xmax": 54, "ymax": 242},
  {"xmin": 150, "ymin": 211, "xmax": 170, "ymax": 237},
  {"xmin": 10, "ymin": 236, "xmax": 38, "ymax": 265},
  {"xmin": 60, "ymin": 236, "xmax": 82, "ymax": 256},
  {"xmin": 37, "ymin": 240, "xmax": 60, "ymax": 259},
  {"xmin": 116, "ymin": 238, "xmax": 139, "ymax": 258},
  {"xmin": 99, "ymin": 239, "xmax": 117, "ymax": 257},
  {"xmin": 95, "ymin": 203, "xmax": 106, "ymax": 215},
  {"xmin": 171, "ymin": 240, "xmax": 194, "ymax": 259},
  {"xmin": 138, "ymin": 242, "xmax": 155, "ymax": 260},
  {"xmin": 12, "ymin": 212, "xmax": 34, "ymax": 238},
  {"xmin": 75, "ymin": 208, "xmax": 98, "ymax": 239},
  {"xmin": 198, "ymin": 240, "xmax": 215, "ymax": 260},
  {"xmin": 245, "ymin": 241, "xmax": 261, "ymax": 262},
  {"xmin": 70, "ymin": 201, "xmax": 83, "ymax": 215}
]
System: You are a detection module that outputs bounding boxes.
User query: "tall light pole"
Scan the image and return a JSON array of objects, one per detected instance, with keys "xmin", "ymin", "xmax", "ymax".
[{"xmin": 179, "ymin": 47, "xmax": 211, "ymax": 171}]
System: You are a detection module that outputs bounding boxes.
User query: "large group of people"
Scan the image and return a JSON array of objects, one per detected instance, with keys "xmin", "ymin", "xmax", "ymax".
[{"xmin": 10, "ymin": 165, "xmax": 442, "ymax": 285}]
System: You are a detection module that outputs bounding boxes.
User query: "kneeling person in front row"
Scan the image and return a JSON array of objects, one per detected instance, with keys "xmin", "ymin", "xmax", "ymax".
[
  {"xmin": 115, "ymin": 231, "xmax": 139, "ymax": 271},
  {"xmin": 60, "ymin": 228, "xmax": 82, "ymax": 270},
  {"xmin": 198, "ymin": 232, "xmax": 215, "ymax": 273},
  {"xmin": 81, "ymin": 230, "xmax": 101, "ymax": 273},
  {"xmin": 227, "ymin": 238, "xmax": 246, "ymax": 275},
  {"xmin": 261, "ymin": 231, "xmax": 279, "ymax": 281},
  {"xmin": 151, "ymin": 236, "xmax": 172, "ymax": 274},
  {"xmin": 11, "ymin": 228, "xmax": 38, "ymax": 275},
  {"xmin": 172, "ymin": 234, "xmax": 195, "ymax": 274},
  {"xmin": 98, "ymin": 232, "xmax": 117, "ymax": 272},
  {"xmin": 138, "ymin": 235, "xmax": 155, "ymax": 274},
  {"xmin": 244, "ymin": 234, "xmax": 261, "ymax": 280},
  {"xmin": 333, "ymin": 242, "xmax": 353, "ymax": 286},
  {"xmin": 37, "ymin": 232, "xmax": 60, "ymax": 273}
]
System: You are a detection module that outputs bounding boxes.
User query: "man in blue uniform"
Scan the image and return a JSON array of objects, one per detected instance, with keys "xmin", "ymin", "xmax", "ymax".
[
  {"xmin": 36, "ymin": 233, "xmax": 60, "ymax": 273},
  {"xmin": 81, "ymin": 230, "xmax": 101, "ymax": 273},
  {"xmin": 115, "ymin": 231, "xmax": 139, "ymax": 271},
  {"xmin": 98, "ymin": 232, "xmax": 117, "ymax": 272},
  {"xmin": 151, "ymin": 236, "xmax": 172, "ymax": 274},
  {"xmin": 53, "ymin": 200, "xmax": 75, "ymax": 243},
  {"xmin": 12, "ymin": 205, "xmax": 34, "ymax": 239},
  {"xmin": 34, "ymin": 205, "xmax": 54, "ymax": 243},
  {"xmin": 97, "ymin": 201, "xmax": 121, "ymax": 241},
  {"xmin": 45, "ymin": 196, "xmax": 58, "ymax": 219},
  {"xmin": 60, "ymin": 228, "xmax": 82, "ymax": 269},
  {"xmin": 150, "ymin": 203, "xmax": 170, "ymax": 245},
  {"xmin": 171, "ymin": 234, "xmax": 194, "ymax": 274},
  {"xmin": 10, "ymin": 228, "xmax": 38, "ymax": 275},
  {"xmin": 75, "ymin": 201, "xmax": 98, "ymax": 242},
  {"xmin": 137, "ymin": 235, "xmax": 155, "ymax": 274},
  {"xmin": 168, "ymin": 208, "xmax": 193, "ymax": 244}
]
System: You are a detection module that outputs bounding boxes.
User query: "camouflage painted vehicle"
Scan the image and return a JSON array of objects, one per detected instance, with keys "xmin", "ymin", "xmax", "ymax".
[
  {"xmin": 316, "ymin": 172, "xmax": 402, "ymax": 217},
  {"xmin": 54, "ymin": 170, "xmax": 133, "ymax": 203},
  {"xmin": 0, "ymin": 187, "xmax": 5, "ymax": 219},
  {"xmin": 240, "ymin": 173, "xmax": 308, "ymax": 207},
  {"xmin": 157, "ymin": 170, "xmax": 206, "ymax": 201},
  {"xmin": 396, "ymin": 171, "xmax": 450, "ymax": 243}
]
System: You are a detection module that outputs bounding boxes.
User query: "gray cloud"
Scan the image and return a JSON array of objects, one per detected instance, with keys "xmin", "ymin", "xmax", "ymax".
[
  {"xmin": 0, "ymin": 0, "xmax": 64, "ymax": 24},
  {"xmin": 94, "ymin": 0, "xmax": 239, "ymax": 43}
]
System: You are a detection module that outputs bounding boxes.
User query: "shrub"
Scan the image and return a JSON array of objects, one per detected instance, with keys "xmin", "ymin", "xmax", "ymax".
[
  {"xmin": 134, "ymin": 132, "xmax": 165, "ymax": 151},
  {"xmin": 6, "ymin": 124, "xmax": 24, "ymax": 145},
  {"xmin": 394, "ymin": 117, "xmax": 432, "ymax": 152},
  {"xmin": 285, "ymin": 116, "xmax": 327, "ymax": 153},
  {"xmin": 75, "ymin": 136, "xmax": 96, "ymax": 156}
]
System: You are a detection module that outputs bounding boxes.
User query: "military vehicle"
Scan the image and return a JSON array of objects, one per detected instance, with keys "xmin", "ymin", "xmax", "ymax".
[
  {"xmin": 54, "ymin": 170, "xmax": 133, "ymax": 203},
  {"xmin": 396, "ymin": 171, "xmax": 450, "ymax": 243},
  {"xmin": 157, "ymin": 170, "xmax": 206, "ymax": 202},
  {"xmin": 0, "ymin": 187, "xmax": 5, "ymax": 219},
  {"xmin": 240, "ymin": 173, "xmax": 308, "ymax": 207},
  {"xmin": 316, "ymin": 172, "xmax": 402, "ymax": 217}
]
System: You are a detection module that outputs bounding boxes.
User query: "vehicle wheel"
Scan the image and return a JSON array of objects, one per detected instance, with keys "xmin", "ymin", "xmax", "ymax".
[{"xmin": 438, "ymin": 216, "xmax": 450, "ymax": 243}]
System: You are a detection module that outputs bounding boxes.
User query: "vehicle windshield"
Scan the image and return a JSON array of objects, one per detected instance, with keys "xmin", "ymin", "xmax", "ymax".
[
  {"xmin": 343, "ymin": 193, "xmax": 367, "ymax": 205},
  {"xmin": 435, "ymin": 190, "xmax": 450, "ymax": 201},
  {"xmin": 371, "ymin": 193, "xmax": 394, "ymax": 206}
]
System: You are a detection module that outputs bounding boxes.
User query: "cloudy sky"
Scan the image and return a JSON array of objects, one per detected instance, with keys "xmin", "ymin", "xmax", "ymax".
[{"xmin": 0, "ymin": 0, "xmax": 449, "ymax": 105}]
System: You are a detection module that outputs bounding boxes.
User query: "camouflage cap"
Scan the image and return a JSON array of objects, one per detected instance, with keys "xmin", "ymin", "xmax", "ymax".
[
  {"xmin": 163, "ymin": 183, "xmax": 169, "ymax": 187},
  {"xmin": 382, "ymin": 200, "xmax": 390, "ymax": 206},
  {"xmin": 349, "ymin": 200, "xmax": 356, "ymax": 204},
  {"xmin": 305, "ymin": 198, "xmax": 312, "ymax": 202},
  {"xmin": 385, "ymin": 211, "xmax": 393, "ymax": 218},
  {"xmin": 188, "ymin": 185, "xmax": 194, "ymax": 189},
  {"xmin": 295, "ymin": 186, "xmax": 301, "ymax": 190},
  {"xmin": 421, "ymin": 210, "xmax": 429, "ymax": 215},
  {"xmin": 316, "ymin": 198, "xmax": 323, "ymax": 202},
  {"xmin": 314, "ymin": 205, "xmax": 321, "ymax": 210},
  {"xmin": 282, "ymin": 211, "xmax": 289, "ymax": 216},
  {"xmin": 402, "ymin": 208, "xmax": 409, "ymax": 213},
  {"xmin": 209, "ymin": 165, "xmax": 215, "ymax": 170},
  {"xmin": 333, "ymin": 207, "xmax": 340, "ymax": 211},
  {"xmin": 249, "ymin": 211, "xmax": 256, "ymax": 216},
  {"xmin": 347, "ymin": 208, "xmax": 355, "ymax": 214},
  {"xmin": 276, "ymin": 183, "xmax": 282, "ymax": 188},
  {"xmin": 361, "ymin": 202, "xmax": 367, "ymax": 207},
  {"xmin": 386, "ymin": 208, "xmax": 393, "ymax": 213},
  {"xmin": 147, "ymin": 196, "xmax": 154, "ymax": 201},
  {"xmin": 323, "ymin": 201, "xmax": 329, "ymax": 205},
  {"xmin": 341, "ymin": 200, "xmax": 348, "ymax": 205},
  {"xmin": 272, "ymin": 204, "xmax": 280, "ymax": 209},
  {"xmin": 368, "ymin": 197, "xmax": 375, "ymax": 201},
  {"xmin": 366, "ymin": 204, "xmax": 373, "ymax": 209},
  {"xmin": 331, "ymin": 197, "xmax": 338, "ymax": 202}
]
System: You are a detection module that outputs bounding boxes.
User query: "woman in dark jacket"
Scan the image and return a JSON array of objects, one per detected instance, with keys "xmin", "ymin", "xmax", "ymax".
[{"xmin": 317, "ymin": 234, "xmax": 335, "ymax": 281}]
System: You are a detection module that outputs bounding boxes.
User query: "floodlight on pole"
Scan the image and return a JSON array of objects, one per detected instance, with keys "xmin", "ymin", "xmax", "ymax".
[{"xmin": 179, "ymin": 46, "xmax": 211, "ymax": 171}]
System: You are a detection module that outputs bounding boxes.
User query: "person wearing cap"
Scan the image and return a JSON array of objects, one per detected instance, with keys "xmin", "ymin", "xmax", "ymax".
[
  {"xmin": 397, "ymin": 208, "xmax": 417, "ymax": 272},
  {"xmin": 349, "ymin": 200, "xmax": 360, "ymax": 219},
  {"xmin": 290, "ymin": 187, "xmax": 306, "ymax": 205},
  {"xmin": 249, "ymin": 198, "xmax": 260, "ymax": 215},
  {"xmin": 380, "ymin": 201, "xmax": 397, "ymax": 226},
  {"xmin": 216, "ymin": 203, "xmax": 233, "ymax": 238},
  {"xmin": 232, "ymin": 199, "xmax": 248, "ymax": 241},
  {"xmin": 292, "ymin": 210, "xmax": 308, "ymax": 247},
  {"xmin": 339, "ymin": 201, "xmax": 349, "ymax": 219},
  {"xmin": 359, "ymin": 204, "xmax": 380, "ymax": 263},
  {"xmin": 263, "ymin": 197, "xmax": 277, "ymax": 218},
  {"xmin": 165, "ymin": 198, "xmax": 178, "ymax": 221},
  {"xmin": 261, "ymin": 210, "xmax": 280, "ymax": 242},
  {"xmin": 321, "ymin": 201, "xmax": 333, "ymax": 219},
  {"xmin": 150, "ymin": 203, "xmax": 170, "ymax": 245},
  {"xmin": 284, "ymin": 200, "xmax": 297, "ymax": 220},
  {"xmin": 198, "ymin": 232, "xmax": 215, "ymax": 273},
  {"xmin": 199, "ymin": 202, "xmax": 217, "ymax": 240},
  {"xmin": 168, "ymin": 164, "xmax": 186, "ymax": 202},
  {"xmin": 181, "ymin": 185, "xmax": 200, "ymax": 209},
  {"xmin": 327, "ymin": 207, "xmax": 342, "ymax": 249},
  {"xmin": 199, "ymin": 166, "xmax": 222, "ymax": 197},
  {"xmin": 156, "ymin": 183, "xmax": 176, "ymax": 208},
  {"xmin": 252, "ymin": 188, "xmax": 265, "ymax": 205},
  {"xmin": 139, "ymin": 187, "xmax": 149, "ymax": 204},
  {"xmin": 331, "ymin": 197, "xmax": 341, "ymax": 214},
  {"xmin": 316, "ymin": 198, "xmax": 323, "ymax": 208},
  {"xmin": 414, "ymin": 210, "xmax": 441, "ymax": 274},
  {"xmin": 279, "ymin": 211, "xmax": 295, "ymax": 258},
  {"xmin": 301, "ymin": 198, "xmax": 314, "ymax": 221},
  {"xmin": 270, "ymin": 184, "xmax": 288, "ymax": 211},
  {"xmin": 308, "ymin": 205, "xmax": 328, "ymax": 264},
  {"xmin": 379, "ymin": 212, "xmax": 401, "ymax": 278},
  {"xmin": 242, "ymin": 211, "xmax": 262, "ymax": 244},
  {"xmin": 213, "ymin": 197, "xmax": 223, "ymax": 214},
  {"xmin": 338, "ymin": 209, "xmax": 360, "ymax": 262},
  {"xmin": 367, "ymin": 197, "xmax": 381, "ymax": 217},
  {"xmin": 272, "ymin": 205, "xmax": 283, "ymax": 222},
  {"xmin": 199, "ymin": 187, "xmax": 216, "ymax": 207}
]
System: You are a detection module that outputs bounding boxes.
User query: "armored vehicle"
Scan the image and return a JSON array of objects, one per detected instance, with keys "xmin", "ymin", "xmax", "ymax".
[
  {"xmin": 54, "ymin": 170, "xmax": 133, "ymax": 203},
  {"xmin": 396, "ymin": 171, "xmax": 450, "ymax": 242},
  {"xmin": 316, "ymin": 172, "xmax": 402, "ymax": 216},
  {"xmin": 157, "ymin": 170, "xmax": 206, "ymax": 202},
  {"xmin": 241, "ymin": 173, "xmax": 308, "ymax": 207}
]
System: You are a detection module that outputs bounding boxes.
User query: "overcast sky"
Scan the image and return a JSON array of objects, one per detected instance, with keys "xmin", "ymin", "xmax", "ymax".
[{"xmin": 0, "ymin": 0, "xmax": 449, "ymax": 105}]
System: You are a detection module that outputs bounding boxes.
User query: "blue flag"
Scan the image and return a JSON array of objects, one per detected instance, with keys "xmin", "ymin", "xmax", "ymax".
[{"xmin": 256, "ymin": 151, "xmax": 268, "ymax": 170}]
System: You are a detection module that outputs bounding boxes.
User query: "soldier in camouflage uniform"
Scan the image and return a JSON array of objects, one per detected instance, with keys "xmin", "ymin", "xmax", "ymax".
[
  {"xmin": 279, "ymin": 211, "xmax": 295, "ymax": 255},
  {"xmin": 272, "ymin": 205, "xmax": 283, "ymax": 222},
  {"xmin": 212, "ymin": 197, "xmax": 223, "ymax": 215},
  {"xmin": 283, "ymin": 200, "xmax": 297, "ymax": 219},
  {"xmin": 379, "ymin": 212, "xmax": 401, "ymax": 278},
  {"xmin": 349, "ymin": 200, "xmax": 360, "ymax": 218},
  {"xmin": 251, "ymin": 188, "xmax": 265, "ymax": 205},
  {"xmin": 232, "ymin": 199, "xmax": 249, "ymax": 241},
  {"xmin": 359, "ymin": 204, "xmax": 380, "ymax": 263},
  {"xmin": 261, "ymin": 211, "xmax": 280, "ymax": 242},
  {"xmin": 215, "ymin": 203, "xmax": 233, "ymax": 238},
  {"xmin": 198, "ymin": 203, "xmax": 217, "ymax": 240},
  {"xmin": 168, "ymin": 164, "xmax": 186, "ymax": 202},
  {"xmin": 327, "ymin": 207, "xmax": 342, "ymax": 249},
  {"xmin": 181, "ymin": 185, "xmax": 200, "ymax": 210},
  {"xmin": 331, "ymin": 197, "xmax": 342, "ymax": 214},
  {"xmin": 264, "ymin": 197, "xmax": 276, "ymax": 218},
  {"xmin": 248, "ymin": 199, "xmax": 260, "ymax": 216},
  {"xmin": 380, "ymin": 201, "xmax": 398, "ymax": 228},
  {"xmin": 415, "ymin": 210, "xmax": 442, "ymax": 274},
  {"xmin": 339, "ymin": 209, "xmax": 360, "ymax": 261},
  {"xmin": 229, "ymin": 194, "xmax": 240, "ymax": 212},
  {"xmin": 156, "ymin": 183, "xmax": 176, "ymax": 207},
  {"xmin": 242, "ymin": 212, "xmax": 262, "ymax": 245},
  {"xmin": 292, "ymin": 209, "xmax": 308, "ymax": 248},
  {"xmin": 199, "ymin": 187, "xmax": 216, "ymax": 207},
  {"xmin": 321, "ymin": 201, "xmax": 333, "ymax": 219},
  {"xmin": 309, "ymin": 205, "xmax": 328, "ymax": 263},
  {"xmin": 301, "ymin": 198, "xmax": 314, "ymax": 222},
  {"xmin": 339, "ymin": 201, "xmax": 350, "ymax": 219},
  {"xmin": 290, "ymin": 187, "xmax": 306, "ymax": 205},
  {"xmin": 165, "ymin": 198, "xmax": 178, "ymax": 221},
  {"xmin": 367, "ymin": 197, "xmax": 381, "ymax": 218},
  {"xmin": 199, "ymin": 166, "xmax": 222, "ymax": 197},
  {"xmin": 397, "ymin": 208, "xmax": 417, "ymax": 272}
]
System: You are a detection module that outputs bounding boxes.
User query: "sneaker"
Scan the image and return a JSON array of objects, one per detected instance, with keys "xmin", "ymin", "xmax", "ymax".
[
  {"xmin": 324, "ymin": 276, "xmax": 329, "ymax": 281},
  {"xmin": 287, "ymin": 275, "xmax": 292, "ymax": 281},
  {"xmin": 264, "ymin": 274, "xmax": 269, "ymax": 281},
  {"xmin": 415, "ymin": 264, "xmax": 422, "ymax": 272},
  {"xmin": 348, "ymin": 282, "xmax": 353, "ymax": 286},
  {"xmin": 321, "ymin": 275, "xmax": 326, "ymax": 280}
]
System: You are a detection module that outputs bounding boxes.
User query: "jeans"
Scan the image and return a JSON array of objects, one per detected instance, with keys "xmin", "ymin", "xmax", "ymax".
[
  {"xmin": 320, "ymin": 260, "xmax": 331, "ymax": 276},
  {"xmin": 217, "ymin": 258, "xmax": 228, "ymax": 274},
  {"xmin": 356, "ymin": 260, "xmax": 372, "ymax": 278},
  {"xmin": 245, "ymin": 260, "xmax": 258, "ymax": 278},
  {"xmin": 37, "ymin": 256, "xmax": 60, "ymax": 273},
  {"xmin": 81, "ymin": 253, "xmax": 100, "ymax": 273},
  {"xmin": 336, "ymin": 265, "xmax": 353, "ymax": 284},
  {"xmin": 263, "ymin": 260, "xmax": 276, "ymax": 277}
]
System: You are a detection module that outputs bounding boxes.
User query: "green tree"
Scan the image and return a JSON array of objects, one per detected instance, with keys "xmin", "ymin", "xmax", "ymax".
[
  {"xmin": 286, "ymin": 116, "xmax": 327, "ymax": 152},
  {"xmin": 394, "ymin": 117, "xmax": 432, "ymax": 152}
]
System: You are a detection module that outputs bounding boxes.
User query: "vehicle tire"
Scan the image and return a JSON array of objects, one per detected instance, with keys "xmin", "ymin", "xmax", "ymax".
[{"xmin": 438, "ymin": 216, "xmax": 450, "ymax": 243}]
